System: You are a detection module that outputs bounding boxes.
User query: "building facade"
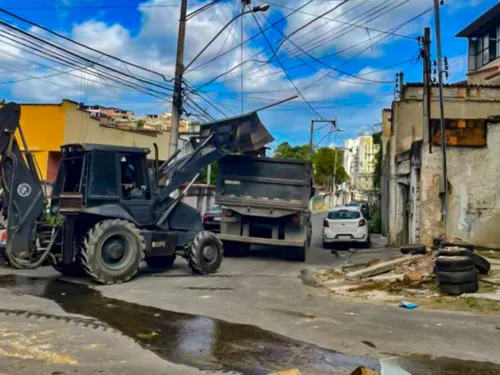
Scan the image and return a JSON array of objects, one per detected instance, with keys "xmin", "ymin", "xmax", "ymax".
[
  {"xmin": 12, "ymin": 100, "xmax": 172, "ymax": 182},
  {"xmin": 342, "ymin": 134, "xmax": 379, "ymax": 202}
]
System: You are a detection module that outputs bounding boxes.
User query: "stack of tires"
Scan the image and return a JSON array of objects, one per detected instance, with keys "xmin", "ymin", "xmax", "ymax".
[{"xmin": 434, "ymin": 247, "xmax": 490, "ymax": 295}]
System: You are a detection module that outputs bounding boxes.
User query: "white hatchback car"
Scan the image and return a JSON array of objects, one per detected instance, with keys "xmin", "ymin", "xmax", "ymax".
[{"xmin": 322, "ymin": 206, "xmax": 370, "ymax": 248}]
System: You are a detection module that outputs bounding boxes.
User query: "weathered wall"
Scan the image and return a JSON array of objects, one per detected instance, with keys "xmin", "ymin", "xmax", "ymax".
[
  {"xmin": 468, "ymin": 59, "xmax": 500, "ymax": 86},
  {"xmin": 63, "ymin": 101, "xmax": 171, "ymax": 160},
  {"xmin": 420, "ymin": 121, "xmax": 500, "ymax": 248},
  {"xmin": 388, "ymin": 84, "xmax": 500, "ymax": 246}
]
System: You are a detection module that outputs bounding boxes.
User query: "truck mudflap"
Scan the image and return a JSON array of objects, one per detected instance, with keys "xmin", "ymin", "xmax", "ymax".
[{"xmin": 217, "ymin": 233, "xmax": 306, "ymax": 248}]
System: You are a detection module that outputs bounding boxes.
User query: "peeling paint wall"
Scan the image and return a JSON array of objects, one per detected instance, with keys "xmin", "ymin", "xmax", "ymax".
[
  {"xmin": 387, "ymin": 84, "xmax": 500, "ymax": 246},
  {"xmin": 421, "ymin": 122, "xmax": 500, "ymax": 248}
]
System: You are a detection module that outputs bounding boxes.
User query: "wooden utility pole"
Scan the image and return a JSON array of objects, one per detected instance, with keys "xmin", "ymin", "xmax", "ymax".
[
  {"xmin": 433, "ymin": 0, "xmax": 448, "ymax": 236},
  {"xmin": 169, "ymin": 0, "xmax": 188, "ymax": 156}
]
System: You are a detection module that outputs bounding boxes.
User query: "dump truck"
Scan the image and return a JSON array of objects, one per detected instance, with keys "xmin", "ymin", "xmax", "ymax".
[
  {"xmin": 0, "ymin": 104, "xmax": 274, "ymax": 283},
  {"xmin": 216, "ymin": 154, "xmax": 313, "ymax": 261}
]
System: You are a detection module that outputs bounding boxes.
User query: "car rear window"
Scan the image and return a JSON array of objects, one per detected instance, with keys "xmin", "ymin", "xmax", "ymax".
[{"xmin": 327, "ymin": 210, "xmax": 361, "ymax": 220}]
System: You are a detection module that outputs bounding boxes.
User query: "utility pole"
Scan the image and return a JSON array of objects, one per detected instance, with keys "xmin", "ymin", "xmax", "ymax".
[
  {"xmin": 433, "ymin": 0, "xmax": 448, "ymax": 237},
  {"xmin": 169, "ymin": 0, "xmax": 188, "ymax": 156},
  {"xmin": 422, "ymin": 27, "xmax": 432, "ymax": 148},
  {"xmin": 309, "ymin": 119, "xmax": 337, "ymax": 161}
]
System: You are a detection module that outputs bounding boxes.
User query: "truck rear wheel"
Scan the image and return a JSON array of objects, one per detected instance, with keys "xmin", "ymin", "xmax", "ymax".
[
  {"xmin": 80, "ymin": 219, "xmax": 145, "ymax": 284},
  {"xmin": 188, "ymin": 231, "xmax": 223, "ymax": 274},
  {"xmin": 289, "ymin": 245, "xmax": 307, "ymax": 262}
]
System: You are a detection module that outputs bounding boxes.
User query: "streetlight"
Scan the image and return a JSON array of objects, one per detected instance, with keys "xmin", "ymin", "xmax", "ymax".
[{"xmin": 184, "ymin": 4, "xmax": 270, "ymax": 72}]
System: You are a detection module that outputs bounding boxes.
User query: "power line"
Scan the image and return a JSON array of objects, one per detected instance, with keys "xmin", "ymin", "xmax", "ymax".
[
  {"xmin": 0, "ymin": 30, "xmax": 174, "ymax": 99},
  {"xmin": 0, "ymin": 8, "xmax": 175, "ymax": 83},
  {"xmin": 252, "ymin": 9, "xmax": 394, "ymax": 85},
  {"xmin": 0, "ymin": 4, "xmax": 178, "ymax": 11},
  {"xmin": 248, "ymin": 7, "xmax": 324, "ymax": 119},
  {"xmin": 185, "ymin": 0, "xmax": 315, "ymax": 73}
]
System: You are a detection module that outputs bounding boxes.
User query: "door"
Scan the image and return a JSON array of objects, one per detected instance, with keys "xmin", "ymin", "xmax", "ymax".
[{"xmin": 119, "ymin": 153, "xmax": 154, "ymax": 225}]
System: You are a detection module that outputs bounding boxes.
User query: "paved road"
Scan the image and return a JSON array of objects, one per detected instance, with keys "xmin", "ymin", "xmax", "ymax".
[{"xmin": 1, "ymin": 213, "xmax": 499, "ymax": 374}]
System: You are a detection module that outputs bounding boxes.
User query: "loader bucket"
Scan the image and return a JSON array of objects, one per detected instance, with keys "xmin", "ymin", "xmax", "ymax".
[{"xmin": 200, "ymin": 111, "xmax": 274, "ymax": 153}]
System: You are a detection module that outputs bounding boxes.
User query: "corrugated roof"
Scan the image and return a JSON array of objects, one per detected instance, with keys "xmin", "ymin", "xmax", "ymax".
[{"xmin": 456, "ymin": 3, "xmax": 500, "ymax": 37}]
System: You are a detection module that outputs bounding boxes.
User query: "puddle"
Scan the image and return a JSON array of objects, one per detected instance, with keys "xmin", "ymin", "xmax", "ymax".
[{"xmin": 1, "ymin": 275, "xmax": 500, "ymax": 375}]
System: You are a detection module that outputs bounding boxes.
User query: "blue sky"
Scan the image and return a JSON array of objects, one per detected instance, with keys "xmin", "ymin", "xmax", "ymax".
[{"xmin": 0, "ymin": 0, "xmax": 497, "ymax": 148}]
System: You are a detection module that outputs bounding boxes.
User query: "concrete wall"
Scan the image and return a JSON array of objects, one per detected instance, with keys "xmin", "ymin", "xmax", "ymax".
[
  {"xmin": 420, "ymin": 121, "xmax": 500, "ymax": 248},
  {"xmin": 387, "ymin": 84, "xmax": 500, "ymax": 246},
  {"xmin": 63, "ymin": 101, "xmax": 172, "ymax": 161}
]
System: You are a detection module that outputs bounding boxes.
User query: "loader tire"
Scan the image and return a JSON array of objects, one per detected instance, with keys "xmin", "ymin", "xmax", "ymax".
[
  {"xmin": 435, "ymin": 269, "xmax": 477, "ymax": 284},
  {"xmin": 438, "ymin": 280, "xmax": 479, "ymax": 296},
  {"xmin": 81, "ymin": 219, "xmax": 145, "ymax": 284},
  {"xmin": 435, "ymin": 255, "xmax": 474, "ymax": 272},
  {"xmin": 146, "ymin": 254, "xmax": 176, "ymax": 269},
  {"xmin": 188, "ymin": 231, "xmax": 223, "ymax": 275}
]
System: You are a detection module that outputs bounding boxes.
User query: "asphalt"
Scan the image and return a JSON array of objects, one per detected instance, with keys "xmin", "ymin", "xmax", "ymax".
[{"xmin": 1, "ymin": 212, "xmax": 499, "ymax": 375}]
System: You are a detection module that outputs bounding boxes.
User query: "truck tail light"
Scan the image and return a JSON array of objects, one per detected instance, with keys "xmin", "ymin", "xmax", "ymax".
[
  {"xmin": 291, "ymin": 214, "xmax": 300, "ymax": 224},
  {"xmin": 323, "ymin": 220, "xmax": 329, "ymax": 228},
  {"xmin": 358, "ymin": 219, "xmax": 366, "ymax": 227},
  {"xmin": 0, "ymin": 231, "xmax": 6, "ymax": 242}
]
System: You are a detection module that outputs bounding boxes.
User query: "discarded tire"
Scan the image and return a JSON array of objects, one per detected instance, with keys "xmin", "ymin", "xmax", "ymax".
[
  {"xmin": 435, "ymin": 255, "xmax": 474, "ymax": 272},
  {"xmin": 438, "ymin": 280, "xmax": 479, "ymax": 296},
  {"xmin": 400, "ymin": 244, "xmax": 426, "ymax": 255},
  {"xmin": 435, "ymin": 269, "xmax": 477, "ymax": 284},
  {"xmin": 436, "ymin": 249, "xmax": 490, "ymax": 275},
  {"xmin": 440, "ymin": 241, "xmax": 475, "ymax": 251}
]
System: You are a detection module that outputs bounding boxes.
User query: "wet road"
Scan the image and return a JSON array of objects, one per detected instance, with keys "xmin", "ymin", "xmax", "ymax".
[
  {"xmin": 1, "ymin": 213, "xmax": 500, "ymax": 374},
  {"xmin": 1, "ymin": 274, "xmax": 499, "ymax": 375}
]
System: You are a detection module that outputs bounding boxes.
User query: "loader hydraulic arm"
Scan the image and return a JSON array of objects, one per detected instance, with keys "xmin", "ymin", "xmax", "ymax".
[
  {"xmin": 0, "ymin": 103, "xmax": 46, "ymax": 264},
  {"xmin": 155, "ymin": 111, "xmax": 274, "ymax": 207}
]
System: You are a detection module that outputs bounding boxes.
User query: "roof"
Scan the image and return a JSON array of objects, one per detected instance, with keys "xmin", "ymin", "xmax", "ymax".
[
  {"xmin": 456, "ymin": 3, "xmax": 500, "ymax": 37},
  {"xmin": 404, "ymin": 82, "xmax": 500, "ymax": 88},
  {"xmin": 61, "ymin": 143, "xmax": 150, "ymax": 154}
]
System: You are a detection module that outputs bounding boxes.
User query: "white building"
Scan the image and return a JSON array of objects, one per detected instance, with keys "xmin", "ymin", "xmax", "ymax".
[{"xmin": 342, "ymin": 134, "xmax": 379, "ymax": 201}]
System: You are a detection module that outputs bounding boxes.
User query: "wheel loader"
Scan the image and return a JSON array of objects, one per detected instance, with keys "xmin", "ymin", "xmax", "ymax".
[{"xmin": 0, "ymin": 103, "xmax": 274, "ymax": 284}]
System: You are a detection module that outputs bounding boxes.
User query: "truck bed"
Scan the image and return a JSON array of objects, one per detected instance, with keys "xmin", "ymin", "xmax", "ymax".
[{"xmin": 216, "ymin": 155, "xmax": 313, "ymax": 210}]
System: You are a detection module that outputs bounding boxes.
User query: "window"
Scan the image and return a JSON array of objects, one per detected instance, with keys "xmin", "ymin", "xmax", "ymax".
[
  {"xmin": 88, "ymin": 151, "xmax": 118, "ymax": 198},
  {"xmin": 120, "ymin": 153, "xmax": 149, "ymax": 200},
  {"xmin": 469, "ymin": 26, "xmax": 499, "ymax": 71},
  {"xmin": 327, "ymin": 210, "xmax": 361, "ymax": 220}
]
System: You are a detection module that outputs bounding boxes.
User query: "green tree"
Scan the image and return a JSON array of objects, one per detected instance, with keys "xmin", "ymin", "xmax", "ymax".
[
  {"xmin": 274, "ymin": 142, "xmax": 347, "ymax": 187},
  {"xmin": 197, "ymin": 162, "xmax": 218, "ymax": 185},
  {"xmin": 313, "ymin": 147, "xmax": 347, "ymax": 186},
  {"xmin": 136, "ymin": 119, "xmax": 145, "ymax": 129},
  {"xmin": 274, "ymin": 142, "xmax": 311, "ymax": 160}
]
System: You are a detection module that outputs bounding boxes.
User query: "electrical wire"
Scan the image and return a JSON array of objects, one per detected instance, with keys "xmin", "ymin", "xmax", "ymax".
[
  {"xmin": 0, "ymin": 8, "xmax": 175, "ymax": 83},
  {"xmin": 186, "ymin": 0, "xmax": 315, "ymax": 73},
  {"xmin": 248, "ymin": 7, "xmax": 324, "ymax": 119}
]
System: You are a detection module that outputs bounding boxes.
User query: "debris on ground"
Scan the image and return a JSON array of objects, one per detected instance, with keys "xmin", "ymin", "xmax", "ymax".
[
  {"xmin": 399, "ymin": 300, "xmax": 418, "ymax": 309},
  {"xmin": 350, "ymin": 366, "xmax": 379, "ymax": 375},
  {"xmin": 300, "ymin": 249, "xmax": 500, "ymax": 313},
  {"xmin": 380, "ymin": 357, "xmax": 412, "ymax": 375},
  {"xmin": 345, "ymin": 255, "xmax": 423, "ymax": 281},
  {"xmin": 269, "ymin": 369, "xmax": 301, "ymax": 375}
]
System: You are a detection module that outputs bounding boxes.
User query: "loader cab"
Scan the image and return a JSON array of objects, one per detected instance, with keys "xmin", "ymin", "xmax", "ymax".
[{"xmin": 52, "ymin": 144, "xmax": 155, "ymax": 225}]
